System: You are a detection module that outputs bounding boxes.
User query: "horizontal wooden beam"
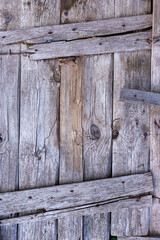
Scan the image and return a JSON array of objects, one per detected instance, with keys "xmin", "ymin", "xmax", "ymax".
[
  {"xmin": 0, "ymin": 195, "xmax": 152, "ymax": 226},
  {"xmin": 0, "ymin": 14, "xmax": 152, "ymax": 46},
  {"xmin": 118, "ymin": 237, "xmax": 160, "ymax": 240},
  {"xmin": 0, "ymin": 172, "xmax": 153, "ymax": 216},
  {"xmin": 120, "ymin": 88, "xmax": 160, "ymax": 107},
  {"xmin": 25, "ymin": 31, "xmax": 152, "ymax": 60}
]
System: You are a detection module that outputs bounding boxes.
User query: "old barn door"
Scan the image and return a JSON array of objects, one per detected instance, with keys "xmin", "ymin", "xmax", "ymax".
[{"xmin": 1, "ymin": 0, "xmax": 159, "ymax": 240}]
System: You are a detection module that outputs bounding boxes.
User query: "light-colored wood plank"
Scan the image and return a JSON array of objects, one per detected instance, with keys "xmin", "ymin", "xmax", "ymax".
[
  {"xmin": 150, "ymin": 0, "xmax": 160, "ymax": 236},
  {"xmin": 0, "ymin": 172, "xmax": 153, "ymax": 216},
  {"xmin": 0, "ymin": 0, "xmax": 21, "ymax": 239},
  {"xmin": 111, "ymin": 0, "xmax": 151, "ymax": 236},
  {"xmin": 18, "ymin": 1, "xmax": 61, "ymax": 240},
  {"xmin": 0, "ymin": 195, "xmax": 152, "ymax": 226},
  {"xmin": 25, "ymin": 31, "xmax": 152, "ymax": 60},
  {"xmin": 58, "ymin": 58, "xmax": 83, "ymax": 240},
  {"xmin": 0, "ymin": 14, "xmax": 152, "ymax": 45},
  {"xmin": 120, "ymin": 88, "xmax": 160, "ymax": 107}
]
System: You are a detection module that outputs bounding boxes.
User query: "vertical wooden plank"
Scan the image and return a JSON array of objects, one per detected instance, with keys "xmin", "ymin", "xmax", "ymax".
[
  {"xmin": 82, "ymin": 54, "xmax": 112, "ymax": 240},
  {"xmin": 58, "ymin": 58, "xmax": 83, "ymax": 240},
  {"xmin": 18, "ymin": 1, "xmax": 61, "ymax": 240},
  {"xmin": 59, "ymin": 1, "xmax": 114, "ymax": 239},
  {"xmin": 150, "ymin": 0, "xmax": 160, "ymax": 235},
  {"xmin": 111, "ymin": 0, "xmax": 151, "ymax": 236},
  {"xmin": 0, "ymin": 1, "xmax": 21, "ymax": 239}
]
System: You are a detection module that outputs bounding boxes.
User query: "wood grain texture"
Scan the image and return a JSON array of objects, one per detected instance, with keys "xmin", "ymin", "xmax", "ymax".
[
  {"xmin": 0, "ymin": 172, "xmax": 153, "ymax": 215},
  {"xmin": 111, "ymin": 0, "xmax": 151, "ymax": 237},
  {"xmin": 150, "ymin": 0, "xmax": 160, "ymax": 236},
  {"xmin": 0, "ymin": 14, "xmax": 152, "ymax": 45},
  {"xmin": 0, "ymin": 195, "xmax": 152, "ymax": 226},
  {"xmin": 18, "ymin": 1, "xmax": 61, "ymax": 240},
  {"xmin": 0, "ymin": 0, "xmax": 21, "ymax": 239},
  {"xmin": 26, "ymin": 31, "xmax": 152, "ymax": 60},
  {"xmin": 120, "ymin": 88, "xmax": 160, "ymax": 107},
  {"xmin": 58, "ymin": 58, "xmax": 83, "ymax": 240}
]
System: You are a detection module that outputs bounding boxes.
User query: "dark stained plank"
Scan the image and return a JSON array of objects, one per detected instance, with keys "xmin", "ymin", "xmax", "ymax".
[{"xmin": 120, "ymin": 88, "xmax": 160, "ymax": 107}]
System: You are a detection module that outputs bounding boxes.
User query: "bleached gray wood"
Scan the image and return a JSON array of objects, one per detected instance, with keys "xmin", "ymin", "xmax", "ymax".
[
  {"xmin": 120, "ymin": 88, "xmax": 160, "ymax": 107},
  {"xmin": 111, "ymin": 0, "xmax": 151, "ymax": 237},
  {"xmin": 25, "ymin": 31, "xmax": 152, "ymax": 60},
  {"xmin": 0, "ymin": 195, "xmax": 152, "ymax": 226},
  {"xmin": 0, "ymin": 172, "xmax": 153, "ymax": 216},
  {"xmin": 0, "ymin": 14, "xmax": 152, "ymax": 46},
  {"xmin": 118, "ymin": 237, "xmax": 160, "ymax": 240},
  {"xmin": 18, "ymin": 1, "xmax": 61, "ymax": 240},
  {"xmin": 150, "ymin": 0, "xmax": 160, "ymax": 236}
]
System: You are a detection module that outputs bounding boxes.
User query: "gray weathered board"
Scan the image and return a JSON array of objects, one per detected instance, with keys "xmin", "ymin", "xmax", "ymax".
[
  {"xmin": 120, "ymin": 88, "xmax": 160, "ymax": 107},
  {"xmin": 0, "ymin": 0, "xmax": 156, "ymax": 240}
]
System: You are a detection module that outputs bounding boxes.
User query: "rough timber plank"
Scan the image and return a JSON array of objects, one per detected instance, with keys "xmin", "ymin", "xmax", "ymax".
[
  {"xmin": 150, "ymin": 0, "xmax": 160, "ymax": 235},
  {"xmin": 26, "ymin": 31, "xmax": 152, "ymax": 60},
  {"xmin": 18, "ymin": 1, "xmax": 61, "ymax": 240},
  {"xmin": 120, "ymin": 88, "xmax": 160, "ymax": 107},
  {"xmin": 58, "ymin": 1, "xmax": 114, "ymax": 239},
  {"xmin": 111, "ymin": 0, "xmax": 151, "ymax": 237},
  {"xmin": 0, "ymin": 1, "xmax": 21, "ymax": 239},
  {"xmin": 58, "ymin": 58, "xmax": 83, "ymax": 240},
  {"xmin": 0, "ymin": 14, "xmax": 152, "ymax": 45},
  {"xmin": 0, "ymin": 172, "xmax": 153, "ymax": 215},
  {"xmin": 0, "ymin": 195, "xmax": 152, "ymax": 226}
]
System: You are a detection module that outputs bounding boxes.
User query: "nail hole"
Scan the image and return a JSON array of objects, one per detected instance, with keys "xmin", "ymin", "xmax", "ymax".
[
  {"xmin": 2, "ymin": 36, "xmax": 6, "ymax": 39},
  {"xmin": 28, "ymin": 196, "xmax": 32, "ymax": 199},
  {"xmin": 48, "ymin": 31, "xmax": 53, "ymax": 34}
]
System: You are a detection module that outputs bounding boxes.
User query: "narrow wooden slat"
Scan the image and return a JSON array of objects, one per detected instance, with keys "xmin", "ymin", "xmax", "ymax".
[
  {"xmin": 25, "ymin": 31, "xmax": 152, "ymax": 60},
  {"xmin": 18, "ymin": 1, "xmax": 61, "ymax": 240},
  {"xmin": 0, "ymin": 172, "xmax": 153, "ymax": 216},
  {"xmin": 120, "ymin": 88, "xmax": 160, "ymax": 107},
  {"xmin": 111, "ymin": 0, "xmax": 151, "ymax": 236},
  {"xmin": 150, "ymin": 0, "xmax": 160, "ymax": 236},
  {"xmin": 0, "ymin": 14, "xmax": 152, "ymax": 45},
  {"xmin": 0, "ymin": 195, "xmax": 152, "ymax": 226}
]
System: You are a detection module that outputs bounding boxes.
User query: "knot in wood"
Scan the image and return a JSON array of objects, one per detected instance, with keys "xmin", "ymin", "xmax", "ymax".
[
  {"xmin": 112, "ymin": 130, "xmax": 119, "ymax": 140},
  {"xmin": 0, "ymin": 134, "xmax": 3, "ymax": 144},
  {"xmin": 90, "ymin": 124, "xmax": 101, "ymax": 140},
  {"xmin": 5, "ymin": 13, "xmax": 12, "ymax": 24}
]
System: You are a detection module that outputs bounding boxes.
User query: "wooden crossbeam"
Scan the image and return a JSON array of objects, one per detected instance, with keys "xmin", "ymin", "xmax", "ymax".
[
  {"xmin": 0, "ymin": 172, "xmax": 153, "ymax": 225},
  {"xmin": 120, "ymin": 88, "xmax": 160, "ymax": 107},
  {"xmin": 0, "ymin": 14, "xmax": 152, "ymax": 46}
]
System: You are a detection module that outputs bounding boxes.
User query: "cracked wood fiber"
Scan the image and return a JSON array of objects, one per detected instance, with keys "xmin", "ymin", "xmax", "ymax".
[
  {"xmin": 59, "ymin": 1, "xmax": 114, "ymax": 240},
  {"xmin": 18, "ymin": 1, "xmax": 61, "ymax": 240},
  {"xmin": 150, "ymin": 0, "xmax": 160, "ymax": 235},
  {"xmin": 0, "ymin": 0, "xmax": 21, "ymax": 239},
  {"xmin": 111, "ymin": 0, "xmax": 151, "ymax": 237}
]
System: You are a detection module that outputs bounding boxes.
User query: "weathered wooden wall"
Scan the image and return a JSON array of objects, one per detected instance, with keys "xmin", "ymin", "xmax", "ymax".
[{"xmin": 0, "ymin": 0, "xmax": 155, "ymax": 240}]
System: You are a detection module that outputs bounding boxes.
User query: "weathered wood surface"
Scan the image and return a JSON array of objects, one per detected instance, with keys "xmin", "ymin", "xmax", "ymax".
[
  {"xmin": 0, "ymin": 195, "xmax": 152, "ymax": 226},
  {"xmin": 118, "ymin": 237, "xmax": 160, "ymax": 240},
  {"xmin": 0, "ymin": 1, "xmax": 21, "ymax": 239},
  {"xmin": 0, "ymin": 172, "xmax": 153, "ymax": 216},
  {"xmin": 18, "ymin": 1, "xmax": 61, "ymax": 240},
  {"xmin": 120, "ymin": 88, "xmax": 160, "ymax": 107},
  {"xmin": 150, "ymin": 0, "xmax": 160, "ymax": 236},
  {"xmin": 111, "ymin": 0, "xmax": 151, "ymax": 236},
  {"xmin": 59, "ymin": 58, "xmax": 83, "ymax": 240},
  {"xmin": 25, "ymin": 31, "xmax": 152, "ymax": 60},
  {"xmin": 0, "ymin": 14, "xmax": 152, "ymax": 45}
]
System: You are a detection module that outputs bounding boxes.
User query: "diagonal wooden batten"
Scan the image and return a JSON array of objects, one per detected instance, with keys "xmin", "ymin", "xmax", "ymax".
[
  {"xmin": 120, "ymin": 88, "xmax": 160, "ymax": 107},
  {"xmin": 0, "ymin": 14, "xmax": 152, "ymax": 46},
  {"xmin": 0, "ymin": 195, "xmax": 152, "ymax": 226},
  {"xmin": 0, "ymin": 172, "xmax": 153, "ymax": 216},
  {"xmin": 25, "ymin": 31, "xmax": 152, "ymax": 60}
]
